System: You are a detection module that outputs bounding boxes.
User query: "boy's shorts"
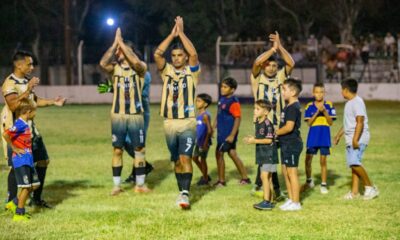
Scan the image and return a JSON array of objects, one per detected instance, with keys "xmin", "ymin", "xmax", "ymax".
[
  {"xmin": 260, "ymin": 164, "xmax": 277, "ymax": 173},
  {"xmin": 193, "ymin": 145, "xmax": 209, "ymax": 159},
  {"xmin": 111, "ymin": 113, "xmax": 145, "ymax": 149},
  {"xmin": 346, "ymin": 144, "xmax": 367, "ymax": 167},
  {"xmin": 280, "ymin": 141, "xmax": 303, "ymax": 167},
  {"xmin": 217, "ymin": 140, "xmax": 237, "ymax": 153},
  {"xmin": 164, "ymin": 118, "xmax": 196, "ymax": 162},
  {"xmin": 14, "ymin": 165, "xmax": 40, "ymax": 188},
  {"xmin": 306, "ymin": 147, "xmax": 330, "ymax": 156}
]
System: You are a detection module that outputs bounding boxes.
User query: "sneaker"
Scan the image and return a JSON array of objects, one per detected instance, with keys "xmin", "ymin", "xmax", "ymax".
[
  {"xmin": 213, "ymin": 181, "xmax": 226, "ymax": 187},
  {"xmin": 281, "ymin": 202, "xmax": 302, "ymax": 211},
  {"xmin": 30, "ymin": 199, "xmax": 53, "ymax": 209},
  {"xmin": 363, "ymin": 185, "xmax": 379, "ymax": 200},
  {"xmin": 134, "ymin": 185, "xmax": 151, "ymax": 193},
  {"xmin": 110, "ymin": 187, "xmax": 124, "ymax": 196},
  {"xmin": 13, "ymin": 213, "xmax": 31, "ymax": 222},
  {"xmin": 251, "ymin": 186, "xmax": 263, "ymax": 198},
  {"xmin": 124, "ymin": 174, "xmax": 136, "ymax": 184},
  {"xmin": 253, "ymin": 200, "xmax": 274, "ymax": 210},
  {"xmin": 197, "ymin": 175, "xmax": 211, "ymax": 186},
  {"xmin": 176, "ymin": 194, "xmax": 190, "ymax": 209},
  {"xmin": 307, "ymin": 179, "xmax": 315, "ymax": 188},
  {"xmin": 343, "ymin": 191, "xmax": 360, "ymax": 200},
  {"xmin": 5, "ymin": 200, "xmax": 17, "ymax": 214},
  {"xmin": 320, "ymin": 185, "xmax": 329, "ymax": 194},
  {"xmin": 145, "ymin": 162, "xmax": 154, "ymax": 175},
  {"xmin": 239, "ymin": 178, "xmax": 251, "ymax": 185},
  {"xmin": 279, "ymin": 199, "xmax": 292, "ymax": 210}
]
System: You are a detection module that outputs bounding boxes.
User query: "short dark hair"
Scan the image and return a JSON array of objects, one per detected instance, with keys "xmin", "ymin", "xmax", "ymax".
[
  {"xmin": 12, "ymin": 50, "xmax": 34, "ymax": 63},
  {"xmin": 197, "ymin": 93, "xmax": 212, "ymax": 107},
  {"xmin": 341, "ymin": 78, "xmax": 358, "ymax": 93},
  {"xmin": 124, "ymin": 40, "xmax": 143, "ymax": 59},
  {"xmin": 283, "ymin": 78, "xmax": 302, "ymax": 96},
  {"xmin": 255, "ymin": 99, "xmax": 272, "ymax": 112},
  {"xmin": 221, "ymin": 77, "xmax": 238, "ymax": 89},
  {"xmin": 15, "ymin": 99, "xmax": 35, "ymax": 117},
  {"xmin": 267, "ymin": 55, "xmax": 277, "ymax": 62},
  {"xmin": 313, "ymin": 82, "xmax": 325, "ymax": 89},
  {"xmin": 171, "ymin": 41, "xmax": 187, "ymax": 54}
]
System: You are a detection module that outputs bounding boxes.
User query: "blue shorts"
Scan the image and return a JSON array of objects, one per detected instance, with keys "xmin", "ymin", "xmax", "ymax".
[
  {"xmin": 346, "ymin": 144, "xmax": 367, "ymax": 167},
  {"xmin": 164, "ymin": 118, "xmax": 196, "ymax": 162},
  {"xmin": 111, "ymin": 114, "xmax": 145, "ymax": 149},
  {"xmin": 306, "ymin": 147, "xmax": 330, "ymax": 156}
]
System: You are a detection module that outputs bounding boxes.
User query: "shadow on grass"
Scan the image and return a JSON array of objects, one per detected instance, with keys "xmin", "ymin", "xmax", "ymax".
[
  {"xmin": 43, "ymin": 180, "xmax": 103, "ymax": 208},
  {"xmin": 145, "ymin": 159, "xmax": 172, "ymax": 189},
  {"xmin": 190, "ymin": 168, "xmax": 218, "ymax": 207},
  {"xmin": 300, "ymin": 170, "xmax": 342, "ymax": 200}
]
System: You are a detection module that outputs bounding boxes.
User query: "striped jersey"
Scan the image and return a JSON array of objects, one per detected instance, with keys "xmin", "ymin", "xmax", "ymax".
[
  {"xmin": 111, "ymin": 64, "xmax": 144, "ymax": 115},
  {"xmin": 159, "ymin": 63, "xmax": 200, "ymax": 119},
  {"xmin": 251, "ymin": 68, "xmax": 287, "ymax": 126},
  {"xmin": 304, "ymin": 101, "xmax": 336, "ymax": 147}
]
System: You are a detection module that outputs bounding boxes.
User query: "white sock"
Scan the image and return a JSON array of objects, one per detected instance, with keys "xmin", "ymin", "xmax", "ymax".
[
  {"xmin": 113, "ymin": 177, "xmax": 121, "ymax": 187},
  {"xmin": 136, "ymin": 175, "xmax": 145, "ymax": 186}
]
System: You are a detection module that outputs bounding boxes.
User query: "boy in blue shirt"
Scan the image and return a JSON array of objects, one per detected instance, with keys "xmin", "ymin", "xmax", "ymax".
[
  {"xmin": 3, "ymin": 100, "xmax": 40, "ymax": 221},
  {"xmin": 193, "ymin": 93, "xmax": 213, "ymax": 185},
  {"xmin": 214, "ymin": 77, "xmax": 250, "ymax": 187},
  {"xmin": 276, "ymin": 78, "xmax": 303, "ymax": 211},
  {"xmin": 244, "ymin": 100, "xmax": 278, "ymax": 210},
  {"xmin": 303, "ymin": 83, "xmax": 336, "ymax": 194}
]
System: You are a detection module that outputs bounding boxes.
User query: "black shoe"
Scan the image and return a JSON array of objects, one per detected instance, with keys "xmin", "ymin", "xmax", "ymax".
[
  {"xmin": 124, "ymin": 174, "xmax": 136, "ymax": 184},
  {"xmin": 30, "ymin": 199, "xmax": 53, "ymax": 209},
  {"xmin": 145, "ymin": 162, "xmax": 154, "ymax": 175}
]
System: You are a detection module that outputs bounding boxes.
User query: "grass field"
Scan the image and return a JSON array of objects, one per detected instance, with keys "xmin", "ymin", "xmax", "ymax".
[{"xmin": 0, "ymin": 101, "xmax": 399, "ymax": 240}]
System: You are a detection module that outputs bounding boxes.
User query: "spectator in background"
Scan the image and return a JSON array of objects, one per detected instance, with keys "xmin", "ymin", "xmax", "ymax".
[
  {"xmin": 307, "ymin": 34, "xmax": 319, "ymax": 62},
  {"xmin": 320, "ymin": 35, "xmax": 333, "ymax": 52},
  {"xmin": 368, "ymin": 33, "xmax": 378, "ymax": 57},
  {"xmin": 384, "ymin": 32, "xmax": 395, "ymax": 57}
]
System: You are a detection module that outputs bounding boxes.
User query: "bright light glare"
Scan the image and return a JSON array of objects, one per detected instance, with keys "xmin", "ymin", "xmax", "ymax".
[{"xmin": 106, "ymin": 18, "xmax": 115, "ymax": 26}]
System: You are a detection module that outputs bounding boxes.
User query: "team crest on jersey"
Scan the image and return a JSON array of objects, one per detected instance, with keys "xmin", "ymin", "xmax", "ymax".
[
  {"xmin": 185, "ymin": 105, "xmax": 195, "ymax": 113},
  {"xmin": 23, "ymin": 175, "xmax": 29, "ymax": 184},
  {"xmin": 259, "ymin": 127, "xmax": 265, "ymax": 135},
  {"xmin": 112, "ymin": 134, "xmax": 117, "ymax": 143},
  {"xmin": 331, "ymin": 109, "xmax": 336, "ymax": 115}
]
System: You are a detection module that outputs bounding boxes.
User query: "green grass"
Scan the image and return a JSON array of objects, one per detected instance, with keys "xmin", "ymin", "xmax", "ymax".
[{"xmin": 0, "ymin": 101, "xmax": 399, "ymax": 240}]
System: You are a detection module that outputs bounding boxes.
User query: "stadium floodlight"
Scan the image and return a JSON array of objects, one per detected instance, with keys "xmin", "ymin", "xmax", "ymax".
[{"xmin": 106, "ymin": 18, "xmax": 115, "ymax": 26}]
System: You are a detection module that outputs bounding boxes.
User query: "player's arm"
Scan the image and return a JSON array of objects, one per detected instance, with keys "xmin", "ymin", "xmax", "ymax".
[
  {"xmin": 306, "ymin": 110, "xmax": 320, "ymax": 126},
  {"xmin": 175, "ymin": 16, "xmax": 199, "ymax": 67},
  {"xmin": 154, "ymin": 23, "xmax": 177, "ymax": 71},
  {"xmin": 270, "ymin": 31, "xmax": 295, "ymax": 75},
  {"xmin": 4, "ymin": 77, "xmax": 40, "ymax": 112},
  {"xmin": 99, "ymin": 29, "xmax": 119, "ymax": 73},
  {"xmin": 226, "ymin": 117, "xmax": 240, "ymax": 143},
  {"xmin": 116, "ymin": 30, "xmax": 147, "ymax": 77},
  {"xmin": 276, "ymin": 120, "xmax": 295, "ymax": 136},
  {"xmin": 36, "ymin": 96, "xmax": 66, "ymax": 107},
  {"xmin": 244, "ymin": 136, "xmax": 273, "ymax": 145},
  {"xmin": 2, "ymin": 131, "xmax": 24, "ymax": 155},
  {"xmin": 352, "ymin": 116, "xmax": 364, "ymax": 149},
  {"xmin": 202, "ymin": 114, "xmax": 213, "ymax": 150},
  {"xmin": 333, "ymin": 127, "xmax": 344, "ymax": 145},
  {"xmin": 320, "ymin": 107, "xmax": 334, "ymax": 126},
  {"xmin": 252, "ymin": 45, "xmax": 277, "ymax": 78}
]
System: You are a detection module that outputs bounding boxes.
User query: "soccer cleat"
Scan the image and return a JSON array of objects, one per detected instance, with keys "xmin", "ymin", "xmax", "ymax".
[
  {"xmin": 279, "ymin": 199, "xmax": 292, "ymax": 210},
  {"xmin": 320, "ymin": 185, "xmax": 329, "ymax": 194},
  {"xmin": 30, "ymin": 199, "xmax": 53, "ymax": 209},
  {"xmin": 363, "ymin": 185, "xmax": 379, "ymax": 200},
  {"xmin": 343, "ymin": 191, "xmax": 360, "ymax": 200},
  {"xmin": 281, "ymin": 202, "xmax": 302, "ymax": 211},
  {"xmin": 134, "ymin": 185, "xmax": 151, "ymax": 193},
  {"xmin": 110, "ymin": 187, "xmax": 124, "ymax": 196},
  {"xmin": 124, "ymin": 174, "xmax": 136, "ymax": 184},
  {"xmin": 253, "ymin": 200, "xmax": 274, "ymax": 210},
  {"xmin": 5, "ymin": 200, "xmax": 17, "ymax": 214},
  {"xmin": 13, "ymin": 213, "xmax": 31, "ymax": 222},
  {"xmin": 178, "ymin": 194, "xmax": 190, "ymax": 210},
  {"xmin": 239, "ymin": 178, "xmax": 251, "ymax": 185}
]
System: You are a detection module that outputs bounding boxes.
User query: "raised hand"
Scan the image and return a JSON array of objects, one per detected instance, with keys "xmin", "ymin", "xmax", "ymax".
[
  {"xmin": 54, "ymin": 96, "xmax": 66, "ymax": 106},
  {"xmin": 28, "ymin": 77, "xmax": 40, "ymax": 91},
  {"xmin": 175, "ymin": 16, "xmax": 184, "ymax": 34},
  {"xmin": 269, "ymin": 31, "xmax": 281, "ymax": 50}
]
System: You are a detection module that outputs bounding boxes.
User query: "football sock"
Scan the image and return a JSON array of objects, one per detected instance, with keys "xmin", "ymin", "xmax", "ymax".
[
  {"xmin": 181, "ymin": 173, "xmax": 192, "ymax": 193},
  {"xmin": 135, "ymin": 166, "xmax": 146, "ymax": 186},
  {"xmin": 175, "ymin": 173, "xmax": 183, "ymax": 192},
  {"xmin": 112, "ymin": 166, "xmax": 123, "ymax": 187},
  {"xmin": 321, "ymin": 182, "xmax": 327, "ymax": 186},
  {"xmin": 307, "ymin": 178, "xmax": 313, "ymax": 183},
  {"xmin": 33, "ymin": 166, "xmax": 47, "ymax": 201},
  {"xmin": 7, "ymin": 168, "xmax": 18, "ymax": 202}
]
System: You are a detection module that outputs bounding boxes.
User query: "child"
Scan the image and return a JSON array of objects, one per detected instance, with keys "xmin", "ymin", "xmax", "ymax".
[
  {"xmin": 3, "ymin": 100, "xmax": 40, "ymax": 221},
  {"xmin": 276, "ymin": 78, "xmax": 303, "ymax": 211},
  {"xmin": 244, "ymin": 100, "xmax": 278, "ymax": 210},
  {"xmin": 214, "ymin": 77, "xmax": 250, "ymax": 186},
  {"xmin": 193, "ymin": 93, "xmax": 213, "ymax": 185},
  {"xmin": 334, "ymin": 78, "xmax": 378, "ymax": 200},
  {"xmin": 303, "ymin": 83, "xmax": 336, "ymax": 194}
]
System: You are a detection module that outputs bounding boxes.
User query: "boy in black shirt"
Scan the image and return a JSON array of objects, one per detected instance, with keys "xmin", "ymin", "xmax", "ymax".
[
  {"xmin": 244, "ymin": 100, "xmax": 278, "ymax": 210},
  {"xmin": 276, "ymin": 78, "xmax": 303, "ymax": 211}
]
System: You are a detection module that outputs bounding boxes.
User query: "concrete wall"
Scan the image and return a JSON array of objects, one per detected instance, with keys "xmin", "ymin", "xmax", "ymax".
[{"xmin": 1, "ymin": 83, "xmax": 399, "ymax": 104}]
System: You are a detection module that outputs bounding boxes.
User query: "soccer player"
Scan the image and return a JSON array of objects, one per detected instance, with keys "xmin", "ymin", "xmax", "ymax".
[
  {"xmin": 250, "ymin": 31, "xmax": 295, "ymax": 200},
  {"xmin": 303, "ymin": 83, "xmax": 336, "ymax": 194},
  {"xmin": 334, "ymin": 78, "xmax": 379, "ymax": 200},
  {"xmin": 1, "ymin": 50, "xmax": 66, "ymax": 209},
  {"xmin": 99, "ymin": 28, "xmax": 150, "ymax": 195},
  {"xmin": 3, "ymin": 100, "xmax": 40, "ymax": 221},
  {"xmin": 153, "ymin": 16, "xmax": 199, "ymax": 209},
  {"xmin": 276, "ymin": 78, "xmax": 303, "ymax": 211}
]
